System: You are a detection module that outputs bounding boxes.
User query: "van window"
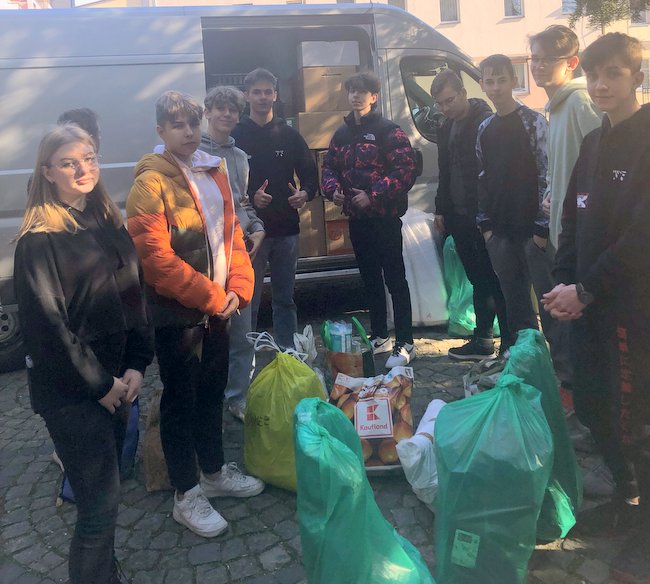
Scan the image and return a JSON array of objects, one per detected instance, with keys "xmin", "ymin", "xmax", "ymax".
[{"xmin": 400, "ymin": 56, "xmax": 485, "ymax": 143}]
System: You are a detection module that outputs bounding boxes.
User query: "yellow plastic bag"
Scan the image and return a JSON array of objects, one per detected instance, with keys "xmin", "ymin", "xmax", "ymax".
[{"xmin": 244, "ymin": 334, "xmax": 326, "ymax": 491}]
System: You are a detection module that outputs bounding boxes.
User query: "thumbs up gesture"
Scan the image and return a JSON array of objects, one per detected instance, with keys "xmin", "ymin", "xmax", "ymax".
[
  {"xmin": 288, "ymin": 182, "xmax": 308, "ymax": 209},
  {"xmin": 254, "ymin": 179, "xmax": 272, "ymax": 208}
]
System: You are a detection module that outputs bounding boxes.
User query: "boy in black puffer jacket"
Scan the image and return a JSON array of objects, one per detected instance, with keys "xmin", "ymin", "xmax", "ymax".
[{"xmin": 322, "ymin": 71, "xmax": 417, "ymax": 368}]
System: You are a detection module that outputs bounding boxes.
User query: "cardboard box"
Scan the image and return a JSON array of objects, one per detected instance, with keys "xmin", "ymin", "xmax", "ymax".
[
  {"xmin": 298, "ymin": 41, "xmax": 361, "ymax": 68},
  {"xmin": 326, "ymin": 218, "xmax": 353, "ymax": 256},
  {"xmin": 324, "ymin": 199, "xmax": 345, "ymax": 222},
  {"xmin": 296, "ymin": 66, "xmax": 356, "ymax": 112},
  {"xmin": 297, "ymin": 111, "xmax": 348, "ymax": 149},
  {"xmin": 299, "ymin": 197, "xmax": 327, "ymax": 257}
]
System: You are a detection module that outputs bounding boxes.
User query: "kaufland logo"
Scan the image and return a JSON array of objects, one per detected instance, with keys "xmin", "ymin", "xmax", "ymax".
[{"xmin": 355, "ymin": 398, "xmax": 393, "ymax": 438}]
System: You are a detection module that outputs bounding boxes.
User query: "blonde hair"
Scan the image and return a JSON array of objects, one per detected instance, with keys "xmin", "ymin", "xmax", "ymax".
[{"xmin": 16, "ymin": 125, "xmax": 122, "ymax": 240}]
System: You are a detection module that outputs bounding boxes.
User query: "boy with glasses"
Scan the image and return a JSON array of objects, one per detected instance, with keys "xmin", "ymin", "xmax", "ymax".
[{"xmin": 430, "ymin": 69, "xmax": 510, "ymax": 360}]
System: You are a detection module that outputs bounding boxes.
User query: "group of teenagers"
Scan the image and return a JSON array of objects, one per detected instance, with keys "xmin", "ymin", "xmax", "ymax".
[{"xmin": 11, "ymin": 23, "xmax": 650, "ymax": 584}]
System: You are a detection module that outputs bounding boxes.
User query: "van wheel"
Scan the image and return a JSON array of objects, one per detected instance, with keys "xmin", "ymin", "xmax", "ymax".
[{"xmin": 0, "ymin": 312, "xmax": 25, "ymax": 373}]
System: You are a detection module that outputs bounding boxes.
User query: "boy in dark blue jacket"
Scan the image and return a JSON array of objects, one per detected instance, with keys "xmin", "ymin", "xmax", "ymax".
[{"xmin": 543, "ymin": 33, "xmax": 650, "ymax": 582}]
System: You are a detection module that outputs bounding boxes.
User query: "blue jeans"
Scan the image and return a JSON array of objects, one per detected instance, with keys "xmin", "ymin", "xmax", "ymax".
[
  {"xmin": 225, "ymin": 303, "xmax": 255, "ymax": 405},
  {"xmin": 251, "ymin": 234, "xmax": 299, "ymax": 349},
  {"xmin": 42, "ymin": 401, "xmax": 128, "ymax": 584}
]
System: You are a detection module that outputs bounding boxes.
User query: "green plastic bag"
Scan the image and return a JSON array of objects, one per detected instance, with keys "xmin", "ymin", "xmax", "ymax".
[
  {"xmin": 434, "ymin": 374, "xmax": 553, "ymax": 584},
  {"xmin": 294, "ymin": 398, "xmax": 436, "ymax": 584},
  {"xmin": 503, "ymin": 329, "xmax": 582, "ymax": 540},
  {"xmin": 244, "ymin": 352, "xmax": 326, "ymax": 491},
  {"xmin": 442, "ymin": 236, "xmax": 499, "ymax": 337}
]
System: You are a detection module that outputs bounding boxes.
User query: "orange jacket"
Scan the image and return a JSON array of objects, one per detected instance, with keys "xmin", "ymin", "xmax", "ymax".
[{"xmin": 126, "ymin": 151, "xmax": 253, "ymax": 327}]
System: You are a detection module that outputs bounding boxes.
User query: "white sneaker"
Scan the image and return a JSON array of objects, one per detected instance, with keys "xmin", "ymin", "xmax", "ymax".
[
  {"xmin": 172, "ymin": 484, "xmax": 228, "ymax": 538},
  {"xmin": 201, "ymin": 463, "xmax": 264, "ymax": 498},
  {"xmin": 369, "ymin": 336, "xmax": 393, "ymax": 355},
  {"xmin": 385, "ymin": 342, "xmax": 415, "ymax": 368}
]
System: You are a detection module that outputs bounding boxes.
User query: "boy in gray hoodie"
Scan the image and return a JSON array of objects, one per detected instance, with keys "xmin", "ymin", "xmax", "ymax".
[{"xmin": 200, "ymin": 86, "xmax": 265, "ymax": 422}]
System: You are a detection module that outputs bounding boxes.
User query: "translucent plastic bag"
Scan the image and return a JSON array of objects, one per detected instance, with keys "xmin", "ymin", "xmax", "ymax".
[
  {"xmin": 294, "ymin": 397, "xmax": 436, "ymax": 584},
  {"xmin": 434, "ymin": 374, "xmax": 553, "ymax": 584},
  {"xmin": 244, "ymin": 333, "xmax": 327, "ymax": 491},
  {"xmin": 503, "ymin": 329, "xmax": 582, "ymax": 540},
  {"xmin": 442, "ymin": 236, "xmax": 499, "ymax": 338}
]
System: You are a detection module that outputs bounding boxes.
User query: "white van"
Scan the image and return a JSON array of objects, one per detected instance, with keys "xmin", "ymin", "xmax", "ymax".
[{"xmin": 0, "ymin": 3, "xmax": 485, "ymax": 371}]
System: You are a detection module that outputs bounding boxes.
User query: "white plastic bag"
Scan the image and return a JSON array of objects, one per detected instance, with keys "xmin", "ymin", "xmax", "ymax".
[{"xmin": 396, "ymin": 399, "xmax": 446, "ymax": 511}]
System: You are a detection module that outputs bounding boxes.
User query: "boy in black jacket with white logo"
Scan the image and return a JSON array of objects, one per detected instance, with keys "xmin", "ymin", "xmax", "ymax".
[
  {"xmin": 543, "ymin": 33, "xmax": 650, "ymax": 582},
  {"xmin": 231, "ymin": 68, "xmax": 318, "ymax": 349}
]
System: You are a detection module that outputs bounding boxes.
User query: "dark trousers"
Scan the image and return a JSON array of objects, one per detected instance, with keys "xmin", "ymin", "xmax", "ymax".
[
  {"xmin": 349, "ymin": 216, "xmax": 413, "ymax": 344},
  {"xmin": 486, "ymin": 232, "xmax": 573, "ymax": 385},
  {"xmin": 572, "ymin": 314, "xmax": 650, "ymax": 500},
  {"xmin": 43, "ymin": 401, "xmax": 129, "ymax": 584},
  {"xmin": 155, "ymin": 319, "xmax": 229, "ymax": 493},
  {"xmin": 446, "ymin": 214, "xmax": 510, "ymax": 343}
]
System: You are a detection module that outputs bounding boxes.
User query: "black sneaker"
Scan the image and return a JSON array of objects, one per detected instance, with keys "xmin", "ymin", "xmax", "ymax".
[
  {"xmin": 572, "ymin": 498, "xmax": 642, "ymax": 538},
  {"xmin": 448, "ymin": 337, "xmax": 496, "ymax": 361},
  {"xmin": 610, "ymin": 527, "xmax": 650, "ymax": 583}
]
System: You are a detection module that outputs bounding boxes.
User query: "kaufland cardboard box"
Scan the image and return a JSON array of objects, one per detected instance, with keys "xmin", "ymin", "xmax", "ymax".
[
  {"xmin": 297, "ymin": 41, "xmax": 361, "ymax": 68},
  {"xmin": 297, "ymin": 111, "xmax": 348, "ymax": 149},
  {"xmin": 299, "ymin": 196, "xmax": 327, "ymax": 257},
  {"xmin": 296, "ymin": 66, "xmax": 357, "ymax": 112}
]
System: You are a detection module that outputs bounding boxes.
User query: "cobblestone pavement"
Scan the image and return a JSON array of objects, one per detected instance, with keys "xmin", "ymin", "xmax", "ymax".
[{"xmin": 0, "ymin": 287, "xmax": 628, "ymax": 584}]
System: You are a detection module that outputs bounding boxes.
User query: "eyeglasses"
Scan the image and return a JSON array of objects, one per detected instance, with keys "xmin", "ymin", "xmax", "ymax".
[
  {"xmin": 528, "ymin": 56, "xmax": 573, "ymax": 66},
  {"xmin": 434, "ymin": 93, "xmax": 460, "ymax": 109},
  {"xmin": 49, "ymin": 154, "xmax": 101, "ymax": 173}
]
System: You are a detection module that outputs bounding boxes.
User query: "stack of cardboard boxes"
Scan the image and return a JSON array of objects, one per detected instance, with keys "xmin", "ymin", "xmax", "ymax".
[{"xmin": 296, "ymin": 41, "xmax": 359, "ymax": 257}]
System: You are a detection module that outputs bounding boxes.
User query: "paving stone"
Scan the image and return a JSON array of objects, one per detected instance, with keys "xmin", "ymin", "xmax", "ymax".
[
  {"xmin": 221, "ymin": 537, "xmax": 246, "ymax": 561},
  {"xmin": 196, "ymin": 564, "xmax": 229, "ymax": 583},
  {"xmin": 246, "ymin": 530, "xmax": 280, "ymax": 553},
  {"xmin": 227, "ymin": 556, "xmax": 261, "ymax": 581},
  {"xmin": 163, "ymin": 567, "xmax": 194, "ymax": 583},
  {"xmin": 188, "ymin": 542, "xmax": 221, "ymax": 566},
  {"xmin": 259, "ymin": 544, "xmax": 292, "ymax": 571},
  {"xmin": 577, "ymin": 559, "xmax": 610, "ymax": 584}
]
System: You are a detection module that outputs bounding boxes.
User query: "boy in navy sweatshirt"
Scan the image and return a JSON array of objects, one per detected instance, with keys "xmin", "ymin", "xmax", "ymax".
[{"xmin": 543, "ymin": 33, "xmax": 650, "ymax": 582}]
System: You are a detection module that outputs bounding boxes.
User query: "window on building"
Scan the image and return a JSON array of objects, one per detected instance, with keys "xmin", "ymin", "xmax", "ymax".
[
  {"xmin": 631, "ymin": 0, "xmax": 648, "ymax": 24},
  {"xmin": 388, "ymin": 0, "xmax": 407, "ymax": 9},
  {"xmin": 505, "ymin": 0, "xmax": 523, "ymax": 17},
  {"xmin": 512, "ymin": 60, "xmax": 529, "ymax": 93},
  {"xmin": 440, "ymin": 0, "xmax": 459, "ymax": 22},
  {"xmin": 561, "ymin": 0, "xmax": 577, "ymax": 14}
]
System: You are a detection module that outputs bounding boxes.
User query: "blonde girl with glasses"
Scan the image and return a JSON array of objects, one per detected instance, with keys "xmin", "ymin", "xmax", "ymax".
[{"xmin": 14, "ymin": 124, "xmax": 154, "ymax": 584}]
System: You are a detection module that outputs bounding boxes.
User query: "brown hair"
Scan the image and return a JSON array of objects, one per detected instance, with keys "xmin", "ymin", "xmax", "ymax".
[
  {"xmin": 204, "ymin": 86, "xmax": 246, "ymax": 115},
  {"xmin": 581, "ymin": 33, "xmax": 642, "ymax": 73},
  {"xmin": 155, "ymin": 90, "xmax": 203, "ymax": 126},
  {"xmin": 344, "ymin": 71, "xmax": 381, "ymax": 94},
  {"xmin": 243, "ymin": 68, "xmax": 278, "ymax": 91},
  {"xmin": 529, "ymin": 25, "xmax": 580, "ymax": 58},
  {"xmin": 479, "ymin": 54, "xmax": 515, "ymax": 79},
  {"xmin": 16, "ymin": 125, "xmax": 122, "ymax": 240},
  {"xmin": 430, "ymin": 69, "xmax": 464, "ymax": 97}
]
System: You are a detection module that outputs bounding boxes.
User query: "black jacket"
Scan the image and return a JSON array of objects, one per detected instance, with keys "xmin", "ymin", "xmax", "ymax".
[
  {"xmin": 554, "ymin": 104, "xmax": 650, "ymax": 318},
  {"xmin": 321, "ymin": 110, "xmax": 417, "ymax": 218},
  {"xmin": 14, "ymin": 197, "xmax": 154, "ymax": 414},
  {"xmin": 231, "ymin": 116, "xmax": 318, "ymax": 238},
  {"xmin": 435, "ymin": 98, "xmax": 492, "ymax": 217}
]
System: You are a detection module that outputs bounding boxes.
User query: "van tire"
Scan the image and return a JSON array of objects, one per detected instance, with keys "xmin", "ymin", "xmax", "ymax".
[{"xmin": 0, "ymin": 312, "xmax": 25, "ymax": 373}]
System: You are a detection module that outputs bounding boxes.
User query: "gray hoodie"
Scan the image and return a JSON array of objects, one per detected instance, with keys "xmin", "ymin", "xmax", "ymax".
[
  {"xmin": 199, "ymin": 133, "xmax": 264, "ymax": 235},
  {"xmin": 545, "ymin": 77, "xmax": 601, "ymax": 248}
]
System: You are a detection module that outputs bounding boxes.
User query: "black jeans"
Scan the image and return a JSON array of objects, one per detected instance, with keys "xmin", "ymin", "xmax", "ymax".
[
  {"xmin": 446, "ymin": 214, "xmax": 510, "ymax": 343},
  {"xmin": 349, "ymin": 216, "xmax": 413, "ymax": 344},
  {"xmin": 42, "ymin": 401, "xmax": 129, "ymax": 584},
  {"xmin": 572, "ymin": 313, "xmax": 650, "ymax": 500},
  {"xmin": 155, "ymin": 319, "xmax": 229, "ymax": 493},
  {"xmin": 486, "ymin": 232, "xmax": 573, "ymax": 384}
]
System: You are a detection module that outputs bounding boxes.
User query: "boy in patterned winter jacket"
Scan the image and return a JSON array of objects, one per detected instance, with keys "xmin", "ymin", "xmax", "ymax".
[
  {"xmin": 476, "ymin": 54, "xmax": 559, "ymax": 351},
  {"xmin": 321, "ymin": 71, "xmax": 417, "ymax": 368}
]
